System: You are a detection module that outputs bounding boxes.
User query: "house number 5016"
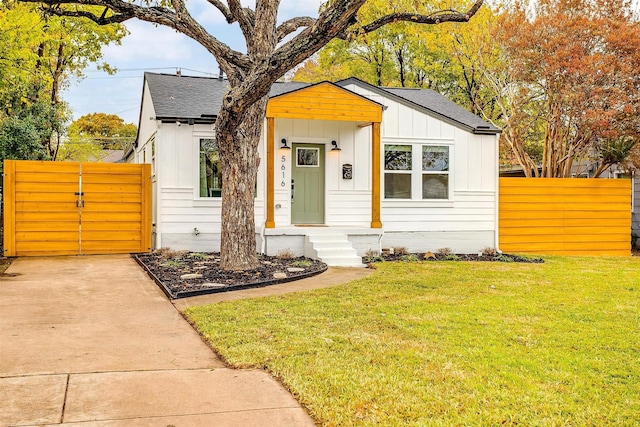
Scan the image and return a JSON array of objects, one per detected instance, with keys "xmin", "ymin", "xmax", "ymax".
[{"xmin": 280, "ymin": 155, "xmax": 287, "ymax": 187}]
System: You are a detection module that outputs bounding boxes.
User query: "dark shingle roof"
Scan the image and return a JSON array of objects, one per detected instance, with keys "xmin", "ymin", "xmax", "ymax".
[
  {"xmin": 144, "ymin": 72, "xmax": 311, "ymax": 122},
  {"xmin": 384, "ymin": 87, "xmax": 500, "ymax": 134},
  {"xmin": 144, "ymin": 72, "xmax": 228, "ymax": 121},
  {"xmin": 337, "ymin": 77, "xmax": 500, "ymax": 134},
  {"xmin": 143, "ymin": 72, "xmax": 499, "ymax": 134}
]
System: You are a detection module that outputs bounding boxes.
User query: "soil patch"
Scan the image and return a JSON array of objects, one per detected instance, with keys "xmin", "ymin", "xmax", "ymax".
[
  {"xmin": 0, "ymin": 257, "xmax": 15, "ymax": 276},
  {"xmin": 134, "ymin": 251, "xmax": 327, "ymax": 299}
]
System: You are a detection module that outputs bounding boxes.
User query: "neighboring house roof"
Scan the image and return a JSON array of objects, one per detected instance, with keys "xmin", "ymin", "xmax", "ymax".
[
  {"xmin": 142, "ymin": 72, "xmax": 500, "ymax": 134},
  {"xmin": 98, "ymin": 149, "xmax": 125, "ymax": 163}
]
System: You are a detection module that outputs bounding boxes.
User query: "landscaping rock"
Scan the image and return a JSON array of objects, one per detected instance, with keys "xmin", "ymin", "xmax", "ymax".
[
  {"xmin": 180, "ymin": 273, "xmax": 203, "ymax": 280},
  {"xmin": 200, "ymin": 283, "xmax": 227, "ymax": 288}
]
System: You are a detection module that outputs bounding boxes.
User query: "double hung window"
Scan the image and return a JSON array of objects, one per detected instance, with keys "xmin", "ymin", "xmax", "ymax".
[{"xmin": 384, "ymin": 144, "xmax": 450, "ymax": 200}]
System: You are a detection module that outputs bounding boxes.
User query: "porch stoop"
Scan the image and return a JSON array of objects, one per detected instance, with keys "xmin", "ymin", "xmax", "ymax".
[{"xmin": 304, "ymin": 233, "xmax": 366, "ymax": 267}]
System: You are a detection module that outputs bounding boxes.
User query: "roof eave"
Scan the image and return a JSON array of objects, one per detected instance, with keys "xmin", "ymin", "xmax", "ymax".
[
  {"xmin": 473, "ymin": 127, "xmax": 502, "ymax": 135},
  {"xmin": 337, "ymin": 77, "xmax": 501, "ymax": 135},
  {"xmin": 155, "ymin": 115, "xmax": 217, "ymax": 124}
]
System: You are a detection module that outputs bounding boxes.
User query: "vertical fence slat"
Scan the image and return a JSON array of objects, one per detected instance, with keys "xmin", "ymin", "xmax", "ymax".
[
  {"xmin": 141, "ymin": 164, "xmax": 152, "ymax": 253},
  {"xmin": 3, "ymin": 160, "xmax": 16, "ymax": 256}
]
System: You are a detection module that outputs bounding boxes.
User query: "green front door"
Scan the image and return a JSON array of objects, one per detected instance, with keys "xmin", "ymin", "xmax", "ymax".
[{"xmin": 291, "ymin": 143, "xmax": 325, "ymax": 224}]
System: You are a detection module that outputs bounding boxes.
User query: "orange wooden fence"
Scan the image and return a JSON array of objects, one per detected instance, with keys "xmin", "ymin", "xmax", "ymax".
[
  {"xmin": 3, "ymin": 160, "xmax": 151, "ymax": 257},
  {"xmin": 499, "ymin": 178, "xmax": 632, "ymax": 256}
]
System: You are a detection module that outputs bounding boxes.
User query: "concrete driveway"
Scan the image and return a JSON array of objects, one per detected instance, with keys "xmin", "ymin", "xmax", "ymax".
[{"xmin": 0, "ymin": 255, "xmax": 314, "ymax": 426}]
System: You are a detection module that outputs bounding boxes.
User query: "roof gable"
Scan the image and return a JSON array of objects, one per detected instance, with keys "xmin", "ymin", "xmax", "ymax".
[
  {"xmin": 266, "ymin": 81, "xmax": 383, "ymax": 122},
  {"xmin": 337, "ymin": 77, "xmax": 500, "ymax": 134}
]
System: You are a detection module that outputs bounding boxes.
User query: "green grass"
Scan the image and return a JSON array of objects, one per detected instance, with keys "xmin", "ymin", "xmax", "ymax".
[{"xmin": 185, "ymin": 257, "xmax": 640, "ymax": 426}]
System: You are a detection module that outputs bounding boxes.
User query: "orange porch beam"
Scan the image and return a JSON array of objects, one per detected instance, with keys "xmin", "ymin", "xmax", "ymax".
[
  {"xmin": 266, "ymin": 117, "xmax": 275, "ymax": 228},
  {"xmin": 371, "ymin": 122, "xmax": 382, "ymax": 228}
]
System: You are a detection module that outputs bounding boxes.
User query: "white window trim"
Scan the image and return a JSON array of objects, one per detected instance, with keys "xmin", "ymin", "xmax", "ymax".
[{"xmin": 193, "ymin": 134, "xmax": 220, "ymax": 202}]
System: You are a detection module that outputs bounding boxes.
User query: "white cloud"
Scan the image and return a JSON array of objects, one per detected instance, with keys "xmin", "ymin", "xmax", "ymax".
[
  {"xmin": 102, "ymin": 21, "xmax": 196, "ymax": 63},
  {"xmin": 189, "ymin": 0, "xmax": 228, "ymax": 26}
]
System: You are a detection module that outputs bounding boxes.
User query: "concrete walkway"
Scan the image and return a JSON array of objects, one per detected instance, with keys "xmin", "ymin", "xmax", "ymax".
[
  {"xmin": 174, "ymin": 266, "xmax": 372, "ymax": 310},
  {"xmin": 0, "ymin": 255, "xmax": 326, "ymax": 426}
]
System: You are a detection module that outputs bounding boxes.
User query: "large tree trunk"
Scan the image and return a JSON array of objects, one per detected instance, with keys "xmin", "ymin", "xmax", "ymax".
[{"xmin": 217, "ymin": 96, "xmax": 269, "ymax": 271}]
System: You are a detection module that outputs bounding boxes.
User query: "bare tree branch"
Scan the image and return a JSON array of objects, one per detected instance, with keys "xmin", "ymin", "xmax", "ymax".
[
  {"xmin": 251, "ymin": 0, "xmax": 280, "ymax": 56},
  {"xmin": 205, "ymin": 0, "xmax": 233, "ymax": 23},
  {"xmin": 170, "ymin": 0, "xmax": 186, "ymax": 17},
  {"xmin": 276, "ymin": 17, "xmax": 316, "ymax": 42},
  {"xmin": 228, "ymin": 0, "xmax": 256, "ymax": 40},
  {"xmin": 39, "ymin": 6, "xmax": 130, "ymax": 24},
  {"xmin": 351, "ymin": 0, "xmax": 485, "ymax": 38},
  {"xmin": 20, "ymin": 0, "xmax": 251, "ymax": 70}
]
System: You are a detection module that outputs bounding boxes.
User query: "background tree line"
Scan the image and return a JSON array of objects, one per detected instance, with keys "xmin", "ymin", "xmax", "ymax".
[
  {"xmin": 0, "ymin": 0, "xmax": 133, "ymax": 171},
  {"xmin": 293, "ymin": 0, "xmax": 640, "ymax": 178}
]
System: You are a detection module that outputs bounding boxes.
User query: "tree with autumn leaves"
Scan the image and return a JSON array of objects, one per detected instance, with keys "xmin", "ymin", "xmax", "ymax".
[
  {"xmin": 0, "ymin": 0, "xmax": 126, "ymax": 167},
  {"xmin": 57, "ymin": 112, "xmax": 137, "ymax": 161},
  {"xmin": 296, "ymin": 0, "xmax": 640, "ymax": 178},
  {"xmin": 493, "ymin": 0, "xmax": 640, "ymax": 177}
]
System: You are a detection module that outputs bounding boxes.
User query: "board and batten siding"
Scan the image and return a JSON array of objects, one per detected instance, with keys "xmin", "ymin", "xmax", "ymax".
[
  {"xmin": 149, "ymin": 122, "xmax": 265, "ymax": 250},
  {"xmin": 273, "ymin": 118, "xmax": 373, "ymax": 227},
  {"xmin": 499, "ymin": 178, "xmax": 632, "ymax": 255},
  {"xmin": 343, "ymin": 84, "xmax": 498, "ymax": 251}
]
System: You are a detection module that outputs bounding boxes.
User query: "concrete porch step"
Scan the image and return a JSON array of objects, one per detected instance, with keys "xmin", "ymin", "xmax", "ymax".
[{"xmin": 305, "ymin": 233, "xmax": 365, "ymax": 268}]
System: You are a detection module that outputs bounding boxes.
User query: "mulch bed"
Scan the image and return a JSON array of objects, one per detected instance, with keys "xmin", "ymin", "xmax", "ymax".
[
  {"xmin": 134, "ymin": 251, "xmax": 327, "ymax": 299},
  {"xmin": 135, "ymin": 248, "xmax": 544, "ymax": 300},
  {"xmin": 374, "ymin": 251, "xmax": 544, "ymax": 263}
]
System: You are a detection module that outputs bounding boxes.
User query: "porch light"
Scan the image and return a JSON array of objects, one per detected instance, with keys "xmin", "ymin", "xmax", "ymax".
[
  {"xmin": 281, "ymin": 138, "xmax": 291, "ymax": 149},
  {"xmin": 331, "ymin": 140, "xmax": 341, "ymax": 151}
]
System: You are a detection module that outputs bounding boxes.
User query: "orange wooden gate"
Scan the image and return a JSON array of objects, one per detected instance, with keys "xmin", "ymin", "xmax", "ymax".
[{"xmin": 3, "ymin": 160, "xmax": 151, "ymax": 256}]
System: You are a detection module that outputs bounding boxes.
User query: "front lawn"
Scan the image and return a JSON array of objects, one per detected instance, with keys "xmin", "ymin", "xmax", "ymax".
[{"xmin": 185, "ymin": 257, "xmax": 640, "ymax": 426}]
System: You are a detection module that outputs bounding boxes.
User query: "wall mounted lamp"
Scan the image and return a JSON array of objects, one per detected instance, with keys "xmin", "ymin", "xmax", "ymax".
[
  {"xmin": 331, "ymin": 140, "xmax": 341, "ymax": 151},
  {"xmin": 281, "ymin": 138, "xmax": 291, "ymax": 149}
]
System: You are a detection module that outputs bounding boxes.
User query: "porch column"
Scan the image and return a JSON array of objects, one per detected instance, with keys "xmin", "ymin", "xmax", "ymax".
[
  {"xmin": 266, "ymin": 117, "xmax": 275, "ymax": 228},
  {"xmin": 371, "ymin": 121, "xmax": 382, "ymax": 228}
]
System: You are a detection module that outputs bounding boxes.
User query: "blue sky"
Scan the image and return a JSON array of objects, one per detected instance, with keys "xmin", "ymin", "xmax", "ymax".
[{"xmin": 63, "ymin": 0, "xmax": 324, "ymax": 125}]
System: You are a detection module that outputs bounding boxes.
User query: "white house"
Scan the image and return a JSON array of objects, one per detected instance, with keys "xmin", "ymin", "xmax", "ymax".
[{"xmin": 129, "ymin": 72, "xmax": 501, "ymax": 266}]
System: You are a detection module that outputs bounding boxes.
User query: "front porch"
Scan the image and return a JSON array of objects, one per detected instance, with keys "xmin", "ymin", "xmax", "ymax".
[
  {"xmin": 264, "ymin": 82, "xmax": 384, "ymax": 231},
  {"xmin": 261, "ymin": 226, "xmax": 383, "ymax": 267}
]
